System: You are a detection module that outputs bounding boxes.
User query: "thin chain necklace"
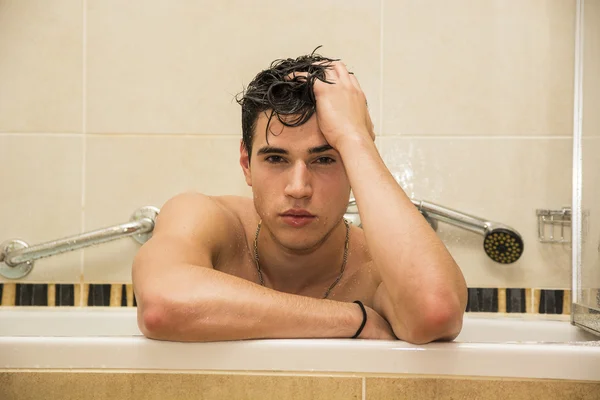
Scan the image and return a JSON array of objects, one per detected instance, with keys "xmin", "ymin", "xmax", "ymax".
[{"xmin": 253, "ymin": 218, "xmax": 350, "ymax": 299}]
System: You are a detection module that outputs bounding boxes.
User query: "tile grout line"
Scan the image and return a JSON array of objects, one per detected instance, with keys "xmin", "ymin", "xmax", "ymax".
[
  {"xmin": 362, "ymin": 376, "xmax": 366, "ymax": 400},
  {"xmin": 378, "ymin": 0, "xmax": 384, "ymax": 136},
  {"xmin": 80, "ymin": 0, "xmax": 88, "ymax": 306},
  {"xmin": 0, "ymin": 132, "xmax": 84, "ymax": 137},
  {"xmin": 379, "ymin": 135, "xmax": 574, "ymax": 140}
]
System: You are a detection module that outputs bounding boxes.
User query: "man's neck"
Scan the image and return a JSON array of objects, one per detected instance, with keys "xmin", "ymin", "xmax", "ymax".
[{"xmin": 255, "ymin": 219, "xmax": 348, "ymax": 295}]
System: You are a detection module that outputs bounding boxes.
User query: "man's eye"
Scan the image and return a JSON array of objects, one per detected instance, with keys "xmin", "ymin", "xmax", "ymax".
[
  {"xmin": 316, "ymin": 157, "xmax": 335, "ymax": 165},
  {"xmin": 265, "ymin": 155, "xmax": 284, "ymax": 163}
]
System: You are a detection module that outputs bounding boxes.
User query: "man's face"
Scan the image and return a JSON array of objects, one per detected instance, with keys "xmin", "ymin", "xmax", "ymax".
[{"xmin": 240, "ymin": 112, "xmax": 351, "ymax": 251}]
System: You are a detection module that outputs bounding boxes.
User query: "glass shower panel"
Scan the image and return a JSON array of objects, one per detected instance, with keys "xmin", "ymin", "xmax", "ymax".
[{"xmin": 573, "ymin": 0, "xmax": 600, "ymax": 335}]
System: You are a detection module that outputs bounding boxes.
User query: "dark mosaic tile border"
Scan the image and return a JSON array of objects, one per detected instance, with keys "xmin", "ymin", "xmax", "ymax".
[
  {"xmin": 88, "ymin": 284, "xmax": 111, "ymax": 306},
  {"xmin": 0, "ymin": 283, "xmax": 137, "ymax": 307},
  {"xmin": 466, "ymin": 288, "xmax": 499, "ymax": 312},
  {"xmin": 121, "ymin": 284, "xmax": 128, "ymax": 307},
  {"xmin": 539, "ymin": 289, "xmax": 565, "ymax": 314},
  {"xmin": 0, "ymin": 283, "xmax": 563, "ymax": 314},
  {"xmin": 56, "ymin": 284, "xmax": 75, "ymax": 306},
  {"xmin": 15, "ymin": 284, "xmax": 48, "ymax": 306},
  {"xmin": 506, "ymin": 288, "xmax": 526, "ymax": 313},
  {"xmin": 464, "ymin": 288, "xmax": 567, "ymax": 314},
  {"xmin": 5, "ymin": 283, "xmax": 77, "ymax": 306}
]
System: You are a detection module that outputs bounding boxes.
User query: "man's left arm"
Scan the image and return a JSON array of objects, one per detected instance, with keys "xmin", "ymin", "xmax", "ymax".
[
  {"xmin": 307, "ymin": 60, "xmax": 467, "ymax": 344},
  {"xmin": 338, "ymin": 136, "xmax": 468, "ymax": 344}
]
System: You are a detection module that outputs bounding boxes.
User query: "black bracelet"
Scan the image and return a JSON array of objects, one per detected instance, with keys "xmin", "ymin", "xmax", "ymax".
[{"xmin": 351, "ymin": 300, "xmax": 367, "ymax": 339}]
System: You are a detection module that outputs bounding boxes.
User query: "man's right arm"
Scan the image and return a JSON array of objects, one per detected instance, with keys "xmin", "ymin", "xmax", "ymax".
[{"xmin": 132, "ymin": 192, "xmax": 392, "ymax": 342}]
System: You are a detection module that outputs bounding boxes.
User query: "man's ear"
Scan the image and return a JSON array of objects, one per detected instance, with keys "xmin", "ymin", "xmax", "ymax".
[{"xmin": 240, "ymin": 140, "xmax": 252, "ymax": 187}]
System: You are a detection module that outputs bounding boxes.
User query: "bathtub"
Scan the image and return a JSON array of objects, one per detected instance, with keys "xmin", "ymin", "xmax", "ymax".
[{"xmin": 1, "ymin": 308, "xmax": 599, "ymax": 382}]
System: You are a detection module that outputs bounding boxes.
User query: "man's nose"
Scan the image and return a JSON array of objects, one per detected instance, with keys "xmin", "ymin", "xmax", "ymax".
[{"xmin": 284, "ymin": 161, "xmax": 313, "ymax": 199}]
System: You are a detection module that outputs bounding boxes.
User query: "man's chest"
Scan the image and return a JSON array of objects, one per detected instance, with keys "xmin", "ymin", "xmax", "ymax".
[{"xmin": 215, "ymin": 249, "xmax": 380, "ymax": 307}]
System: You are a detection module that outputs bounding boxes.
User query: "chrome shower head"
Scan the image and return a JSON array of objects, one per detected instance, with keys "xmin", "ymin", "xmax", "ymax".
[{"xmin": 483, "ymin": 226, "xmax": 524, "ymax": 264}]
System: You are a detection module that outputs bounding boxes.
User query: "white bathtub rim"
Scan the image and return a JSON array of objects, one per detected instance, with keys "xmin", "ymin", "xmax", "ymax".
[
  {"xmin": 1, "ymin": 335, "xmax": 600, "ymax": 381},
  {"xmin": 1, "ymin": 308, "xmax": 599, "ymax": 381}
]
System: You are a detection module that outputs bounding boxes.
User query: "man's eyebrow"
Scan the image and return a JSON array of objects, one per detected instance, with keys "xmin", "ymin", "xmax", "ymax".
[
  {"xmin": 308, "ymin": 144, "xmax": 334, "ymax": 154},
  {"xmin": 256, "ymin": 146, "xmax": 288, "ymax": 156},
  {"xmin": 256, "ymin": 144, "xmax": 334, "ymax": 156}
]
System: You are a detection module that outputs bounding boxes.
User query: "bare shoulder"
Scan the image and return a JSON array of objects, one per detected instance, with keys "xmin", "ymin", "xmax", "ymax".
[
  {"xmin": 209, "ymin": 195, "xmax": 257, "ymax": 225},
  {"xmin": 157, "ymin": 192, "xmax": 230, "ymax": 231},
  {"xmin": 158, "ymin": 192, "xmax": 256, "ymax": 257},
  {"xmin": 149, "ymin": 193, "xmax": 237, "ymax": 254}
]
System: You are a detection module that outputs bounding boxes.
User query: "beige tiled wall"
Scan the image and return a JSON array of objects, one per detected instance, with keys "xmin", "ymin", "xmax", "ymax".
[
  {"xmin": 0, "ymin": 0, "xmax": 83, "ymax": 133},
  {"xmin": 85, "ymin": 0, "xmax": 381, "ymax": 135},
  {"xmin": 382, "ymin": 0, "xmax": 576, "ymax": 136},
  {"xmin": 0, "ymin": 0, "xmax": 580, "ymax": 290}
]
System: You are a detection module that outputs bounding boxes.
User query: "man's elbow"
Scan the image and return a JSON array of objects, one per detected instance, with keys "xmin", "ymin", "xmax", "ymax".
[
  {"xmin": 423, "ymin": 307, "xmax": 464, "ymax": 343},
  {"xmin": 409, "ymin": 278, "xmax": 468, "ymax": 344},
  {"xmin": 404, "ymin": 303, "xmax": 465, "ymax": 345},
  {"xmin": 137, "ymin": 295, "xmax": 204, "ymax": 341},
  {"xmin": 137, "ymin": 297, "xmax": 172, "ymax": 340}
]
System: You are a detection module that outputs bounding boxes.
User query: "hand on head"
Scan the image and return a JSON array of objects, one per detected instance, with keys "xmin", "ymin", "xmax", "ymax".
[{"xmin": 284, "ymin": 61, "xmax": 375, "ymax": 150}]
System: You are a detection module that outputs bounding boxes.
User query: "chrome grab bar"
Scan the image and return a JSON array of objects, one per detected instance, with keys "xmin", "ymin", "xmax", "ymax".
[{"xmin": 0, "ymin": 206, "xmax": 159, "ymax": 280}]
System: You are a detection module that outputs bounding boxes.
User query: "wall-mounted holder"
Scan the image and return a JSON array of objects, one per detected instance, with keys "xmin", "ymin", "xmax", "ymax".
[{"xmin": 536, "ymin": 207, "xmax": 572, "ymax": 244}]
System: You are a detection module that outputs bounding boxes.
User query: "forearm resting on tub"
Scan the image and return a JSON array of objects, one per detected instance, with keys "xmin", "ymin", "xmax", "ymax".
[{"xmin": 134, "ymin": 265, "xmax": 361, "ymax": 342}]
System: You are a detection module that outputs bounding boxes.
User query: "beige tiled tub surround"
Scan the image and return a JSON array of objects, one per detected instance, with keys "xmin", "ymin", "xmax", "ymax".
[
  {"xmin": 86, "ymin": 0, "xmax": 381, "ymax": 135},
  {"xmin": 0, "ymin": 0, "xmax": 83, "ymax": 133},
  {"xmin": 382, "ymin": 0, "xmax": 575, "ymax": 136},
  {"xmin": 1, "ymin": 372, "xmax": 600, "ymax": 400}
]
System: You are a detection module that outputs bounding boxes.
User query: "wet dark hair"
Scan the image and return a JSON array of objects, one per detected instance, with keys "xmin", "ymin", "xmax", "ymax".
[{"xmin": 235, "ymin": 46, "xmax": 338, "ymax": 159}]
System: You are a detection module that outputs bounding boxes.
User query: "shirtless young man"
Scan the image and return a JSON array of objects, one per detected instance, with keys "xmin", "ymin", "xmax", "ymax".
[{"xmin": 132, "ymin": 51, "xmax": 468, "ymax": 345}]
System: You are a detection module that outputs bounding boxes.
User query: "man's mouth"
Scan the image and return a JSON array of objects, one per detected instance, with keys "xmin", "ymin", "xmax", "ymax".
[
  {"xmin": 280, "ymin": 210, "xmax": 316, "ymax": 227},
  {"xmin": 281, "ymin": 209, "xmax": 315, "ymax": 217}
]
